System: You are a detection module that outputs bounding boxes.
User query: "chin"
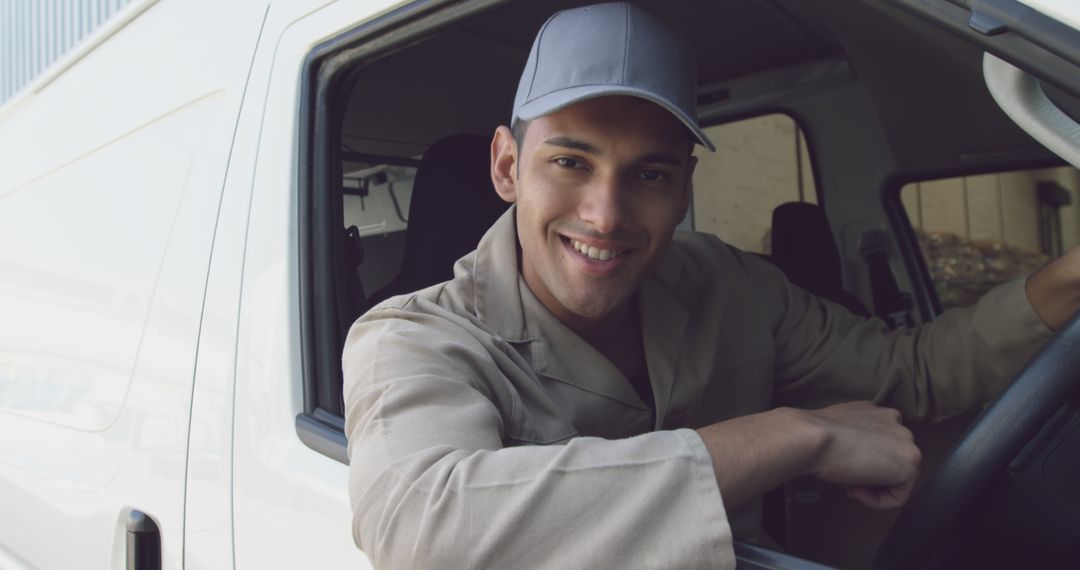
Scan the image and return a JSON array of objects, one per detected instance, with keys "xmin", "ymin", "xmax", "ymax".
[{"xmin": 561, "ymin": 293, "xmax": 628, "ymax": 320}]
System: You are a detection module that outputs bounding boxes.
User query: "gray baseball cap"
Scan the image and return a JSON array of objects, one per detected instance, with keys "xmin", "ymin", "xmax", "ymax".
[{"xmin": 512, "ymin": 2, "xmax": 715, "ymax": 152}]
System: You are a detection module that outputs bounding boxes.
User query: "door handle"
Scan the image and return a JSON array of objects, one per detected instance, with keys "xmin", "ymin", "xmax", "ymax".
[{"xmin": 126, "ymin": 510, "xmax": 161, "ymax": 570}]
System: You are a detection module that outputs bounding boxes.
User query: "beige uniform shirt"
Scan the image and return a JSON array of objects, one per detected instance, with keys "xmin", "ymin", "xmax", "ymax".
[{"xmin": 342, "ymin": 206, "xmax": 1050, "ymax": 569}]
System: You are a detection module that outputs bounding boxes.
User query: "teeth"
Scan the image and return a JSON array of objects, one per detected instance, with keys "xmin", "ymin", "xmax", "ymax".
[{"xmin": 571, "ymin": 239, "xmax": 622, "ymax": 261}]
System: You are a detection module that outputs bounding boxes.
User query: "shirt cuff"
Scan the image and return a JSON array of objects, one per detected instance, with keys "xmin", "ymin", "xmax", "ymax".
[
  {"xmin": 677, "ymin": 428, "xmax": 737, "ymax": 570},
  {"xmin": 996, "ymin": 274, "xmax": 1053, "ymax": 338}
]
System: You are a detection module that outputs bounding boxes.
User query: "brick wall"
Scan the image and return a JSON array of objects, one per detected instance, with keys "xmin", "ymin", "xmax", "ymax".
[
  {"xmin": 692, "ymin": 114, "xmax": 816, "ymax": 253},
  {"xmin": 902, "ymin": 166, "xmax": 1080, "ymax": 254}
]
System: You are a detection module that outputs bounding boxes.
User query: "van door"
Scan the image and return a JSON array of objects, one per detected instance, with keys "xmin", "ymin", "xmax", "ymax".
[{"xmin": 223, "ymin": 1, "xmax": 406, "ymax": 568}]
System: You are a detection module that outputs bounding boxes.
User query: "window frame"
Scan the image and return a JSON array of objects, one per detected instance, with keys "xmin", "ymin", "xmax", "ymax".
[
  {"xmin": 294, "ymin": 0, "xmax": 511, "ymax": 463},
  {"xmin": 884, "ymin": 0, "xmax": 1080, "ymax": 101}
]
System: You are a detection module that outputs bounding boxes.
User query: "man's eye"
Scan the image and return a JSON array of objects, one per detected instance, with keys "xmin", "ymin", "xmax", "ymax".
[
  {"xmin": 636, "ymin": 169, "xmax": 667, "ymax": 182},
  {"xmin": 554, "ymin": 157, "xmax": 581, "ymax": 169}
]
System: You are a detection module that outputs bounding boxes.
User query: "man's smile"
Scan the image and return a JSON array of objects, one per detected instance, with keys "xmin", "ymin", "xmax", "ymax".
[
  {"xmin": 558, "ymin": 234, "xmax": 637, "ymax": 274},
  {"xmin": 567, "ymin": 237, "xmax": 628, "ymax": 261}
]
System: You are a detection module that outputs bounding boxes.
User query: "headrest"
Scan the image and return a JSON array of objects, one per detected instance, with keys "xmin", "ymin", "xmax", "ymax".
[
  {"xmin": 400, "ymin": 134, "xmax": 509, "ymax": 285},
  {"xmin": 771, "ymin": 202, "xmax": 843, "ymax": 297}
]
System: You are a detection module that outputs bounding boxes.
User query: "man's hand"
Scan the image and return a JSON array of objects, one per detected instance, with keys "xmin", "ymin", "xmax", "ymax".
[
  {"xmin": 806, "ymin": 401, "xmax": 921, "ymax": 509},
  {"xmin": 1026, "ymin": 246, "xmax": 1080, "ymax": 331},
  {"xmin": 695, "ymin": 401, "xmax": 920, "ymax": 511}
]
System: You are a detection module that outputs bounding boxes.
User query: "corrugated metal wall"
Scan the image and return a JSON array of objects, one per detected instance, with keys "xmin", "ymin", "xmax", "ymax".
[{"xmin": 1, "ymin": 0, "xmax": 134, "ymax": 104}]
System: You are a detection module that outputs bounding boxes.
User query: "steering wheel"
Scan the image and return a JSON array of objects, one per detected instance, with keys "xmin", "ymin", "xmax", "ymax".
[{"xmin": 872, "ymin": 309, "xmax": 1080, "ymax": 569}]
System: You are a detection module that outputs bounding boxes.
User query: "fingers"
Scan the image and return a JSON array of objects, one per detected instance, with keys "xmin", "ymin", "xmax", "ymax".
[{"xmin": 848, "ymin": 475, "xmax": 918, "ymax": 510}]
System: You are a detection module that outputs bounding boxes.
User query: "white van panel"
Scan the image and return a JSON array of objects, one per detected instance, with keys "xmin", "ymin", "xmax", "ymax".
[
  {"xmin": 0, "ymin": 0, "xmax": 157, "ymax": 109},
  {"xmin": 0, "ymin": 0, "xmax": 269, "ymax": 568},
  {"xmin": 1018, "ymin": 0, "xmax": 1080, "ymax": 31},
  {"xmin": 0, "ymin": 111, "xmax": 202, "ymax": 430}
]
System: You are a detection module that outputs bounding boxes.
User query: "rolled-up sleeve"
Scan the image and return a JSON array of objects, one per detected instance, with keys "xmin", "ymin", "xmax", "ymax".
[{"xmin": 343, "ymin": 308, "xmax": 735, "ymax": 569}]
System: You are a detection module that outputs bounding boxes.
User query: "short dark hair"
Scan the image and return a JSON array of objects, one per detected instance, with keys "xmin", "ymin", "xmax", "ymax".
[{"xmin": 512, "ymin": 119, "xmax": 529, "ymax": 154}]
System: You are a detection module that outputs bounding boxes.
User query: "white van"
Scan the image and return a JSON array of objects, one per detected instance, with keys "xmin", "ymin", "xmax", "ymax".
[{"xmin": 1, "ymin": 1, "xmax": 1078, "ymax": 568}]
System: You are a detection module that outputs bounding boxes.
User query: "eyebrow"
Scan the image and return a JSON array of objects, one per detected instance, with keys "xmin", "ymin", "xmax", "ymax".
[
  {"xmin": 542, "ymin": 136, "xmax": 599, "ymax": 154},
  {"xmin": 542, "ymin": 136, "xmax": 685, "ymax": 166}
]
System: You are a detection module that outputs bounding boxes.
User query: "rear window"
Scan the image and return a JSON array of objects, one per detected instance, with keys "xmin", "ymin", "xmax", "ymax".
[
  {"xmin": 691, "ymin": 114, "xmax": 817, "ymax": 254},
  {"xmin": 901, "ymin": 165, "xmax": 1080, "ymax": 308}
]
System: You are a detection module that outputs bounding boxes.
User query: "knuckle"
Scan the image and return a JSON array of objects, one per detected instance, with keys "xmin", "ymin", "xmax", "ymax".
[{"xmin": 903, "ymin": 445, "xmax": 922, "ymax": 467}]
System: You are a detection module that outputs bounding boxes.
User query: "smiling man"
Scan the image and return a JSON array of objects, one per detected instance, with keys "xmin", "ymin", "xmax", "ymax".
[
  {"xmin": 495, "ymin": 96, "xmax": 693, "ymax": 399},
  {"xmin": 342, "ymin": 3, "xmax": 1076, "ymax": 568}
]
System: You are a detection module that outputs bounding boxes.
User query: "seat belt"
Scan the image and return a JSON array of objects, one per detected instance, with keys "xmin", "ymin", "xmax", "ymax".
[
  {"xmin": 859, "ymin": 230, "xmax": 914, "ymax": 329},
  {"xmin": 338, "ymin": 225, "xmax": 369, "ymax": 335}
]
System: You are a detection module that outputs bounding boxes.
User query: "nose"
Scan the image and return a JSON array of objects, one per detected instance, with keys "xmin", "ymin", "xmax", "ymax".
[{"xmin": 578, "ymin": 173, "xmax": 627, "ymax": 235}]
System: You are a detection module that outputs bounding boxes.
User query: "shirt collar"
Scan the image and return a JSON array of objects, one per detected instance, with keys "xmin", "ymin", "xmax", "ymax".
[{"xmin": 472, "ymin": 205, "xmax": 532, "ymax": 342}]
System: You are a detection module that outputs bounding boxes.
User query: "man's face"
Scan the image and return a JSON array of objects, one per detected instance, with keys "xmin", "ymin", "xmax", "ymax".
[{"xmin": 492, "ymin": 96, "xmax": 696, "ymax": 326}]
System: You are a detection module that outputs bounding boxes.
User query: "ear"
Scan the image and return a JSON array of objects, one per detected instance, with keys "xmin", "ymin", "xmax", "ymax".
[{"xmin": 491, "ymin": 125, "xmax": 519, "ymax": 203}]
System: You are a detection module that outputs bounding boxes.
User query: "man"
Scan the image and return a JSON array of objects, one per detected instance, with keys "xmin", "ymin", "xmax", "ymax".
[{"xmin": 343, "ymin": 3, "xmax": 1079, "ymax": 568}]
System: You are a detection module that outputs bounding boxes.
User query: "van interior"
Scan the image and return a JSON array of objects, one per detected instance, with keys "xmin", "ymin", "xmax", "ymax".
[{"xmin": 299, "ymin": 1, "xmax": 1080, "ymax": 567}]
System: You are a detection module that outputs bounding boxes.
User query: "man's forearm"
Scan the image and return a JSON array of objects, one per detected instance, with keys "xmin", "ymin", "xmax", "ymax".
[
  {"xmin": 694, "ymin": 407, "xmax": 825, "ymax": 509},
  {"xmin": 1026, "ymin": 246, "xmax": 1080, "ymax": 331}
]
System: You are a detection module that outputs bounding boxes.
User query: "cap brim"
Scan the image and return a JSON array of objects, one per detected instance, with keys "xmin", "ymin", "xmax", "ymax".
[{"xmin": 514, "ymin": 85, "xmax": 715, "ymax": 152}]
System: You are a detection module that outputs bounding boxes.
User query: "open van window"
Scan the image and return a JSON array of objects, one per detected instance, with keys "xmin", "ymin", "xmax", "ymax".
[
  {"xmin": 293, "ymin": 1, "xmax": 1080, "ymax": 568},
  {"xmin": 294, "ymin": 1, "xmax": 514, "ymax": 460}
]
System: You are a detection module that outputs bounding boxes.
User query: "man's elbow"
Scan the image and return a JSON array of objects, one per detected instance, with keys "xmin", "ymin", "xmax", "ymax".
[{"xmin": 348, "ymin": 447, "xmax": 474, "ymax": 568}]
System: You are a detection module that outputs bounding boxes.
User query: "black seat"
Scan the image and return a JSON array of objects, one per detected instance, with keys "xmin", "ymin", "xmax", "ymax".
[
  {"xmin": 368, "ymin": 134, "xmax": 509, "ymax": 304},
  {"xmin": 770, "ymin": 202, "xmax": 870, "ymax": 317}
]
